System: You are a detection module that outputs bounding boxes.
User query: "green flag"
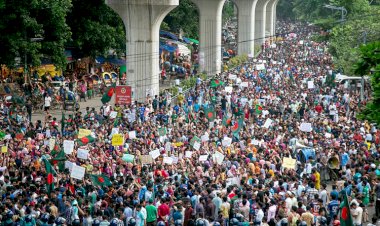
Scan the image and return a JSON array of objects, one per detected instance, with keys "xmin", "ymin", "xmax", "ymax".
[
  {"xmin": 51, "ymin": 150, "xmax": 66, "ymax": 172},
  {"xmin": 231, "ymin": 118, "xmax": 244, "ymax": 135},
  {"xmin": 210, "ymin": 79, "xmax": 224, "ymax": 88},
  {"xmin": 204, "ymin": 107, "xmax": 216, "ymax": 121},
  {"xmin": 340, "ymin": 191, "xmax": 354, "ymax": 226},
  {"xmin": 77, "ymin": 135, "xmax": 96, "ymax": 146},
  {"xmin": 90, "ymin": 174, "xmax": 112, "ymax": 187},
  {"xmin": 42, "ymin": 158, "xmax": 55, "ymax": 194},
  {"xmin": 222, "ymin": 115, "xmax": 231, "ymax": 126},
  {"xmin": 255, "ymin": 104, "xmax": 263, "ymax": 114},
  {"xmin": 158, "ymin": 127, "xmax": 167, "ymax": 136}
]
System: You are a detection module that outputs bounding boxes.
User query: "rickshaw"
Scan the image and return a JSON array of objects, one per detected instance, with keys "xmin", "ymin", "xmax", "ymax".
[
  {"xmin": 83, "ymin": 75, "xmax": 94, "ymax": 99},
  {"xmin": 110, "ymin": 72, "xmax": 118, "ymax": 83},
  {"xmin": 102, "ymin": 72, "xmax": 112, "ymax": 86},
  {"xmin": 63, "ymin": 90, "xmax": 80, "ymax": 111}
]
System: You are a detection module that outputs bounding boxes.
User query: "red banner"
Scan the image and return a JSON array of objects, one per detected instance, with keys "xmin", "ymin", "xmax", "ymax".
[{"xmin": 115, "ymin": 86, "xmax": 132, "ymax": 105}]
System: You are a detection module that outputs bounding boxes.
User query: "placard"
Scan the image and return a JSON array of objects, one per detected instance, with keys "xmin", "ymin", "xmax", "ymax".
[
  {"xmin": 199, "ymin": 155, "xmax": 208, "ymax": 162},
  {"xmin": 112, "ymin": 134, "xmax": 124, "ymax": 146},
  {"xmin": 225, "ymin": 86, "xmax": 233, "ymax": 93},
  {"xmin": 300, "ymin": 123, "xmax": 312, "ymax": 132},
  {"xmin": 163, "ymin": 157, "xmax": 173, "ymax": 165},
  {"xmin": 1, "ymin": 146, "xmax": 7, "ymax": 153},
  {"xmin": 282, "ymin": 157, "xmax": 297, "ymax": 169},
  {"xmin": 228, "ymin": 74, "xmax": 237, "ymax": 80},
  {"xmin": 263, "ymin": 118, "xmax": 273, "ymax": 128},
  {"xmin": 77, "ymin": 149, "xmax": 89, "ymax": 160},
  {"xmin": 122, "ymin": 154, "xmax": 135, "ymax": 163},
  {"xmin": 256, "ymin": 64, "xmax": 265, "ymax": 71},
  {"xmin": 222, "ymin": 137, "xmax": 232, "ymax": 147},
  {"xmin": 70, "ymin": 165, "xmax": 86, "ymax": 180},
  {"xmin": 149, "ymin": 149, "xmax": 160, "ymax": 159},
  {"xmin": 63, "ymin": 140, "xmax": 75, "ymax": 154},
  {"xmin": 190, "ymin": 136, "xmax": 201, "ymax": 147},
  {"xmin": 193, "ymin": 141, "xmax": 201, "ymax": 151},
  {"xmin": 158, "ymin": 127, "xmax": 167, "ymax": 137},
  {"xmin": 78, "ymin": 129, "xmax": 92, "ymax": 138},
  {"xmin": 128, "ymin": 131, "xmax": 136, "ymax": 139},
  {"xmin": 140, "ymin": 155, "xmax": 153, "ymax": 164},
  {"xmin": 213, "ymin": 151, "xmax": 225, "ymax": 165},
  {"xmin": 49, "ymin": 138, "xmax": 56, "ymax": 151},
  {"xmin": 240, "ymin": 82, "xmax": 249, "ymax": 88},
  {"xmin": 65, "ymin": 161, "xmax": 74, "ymax": 171},
  {"xmin": 201, "ymin": 134, "xmax": 209, "ymax": 142},
  {"xmin": 185, "ymin": 151, "xmax": 193, "ymax": 158},
  {"xmin": 115, "ymin": 85, "xmax": 132, "ymax": 105},
  {"xmin": 307, "ymin": 81, "xmax": 314, "ymax": 89},
  {"xmin": 109, "ymin": 111, "xmax": 118, "ymax": 119},
  {"xmin": 251, "ymin": 139, "xmax": 259, "ymax": 145}
]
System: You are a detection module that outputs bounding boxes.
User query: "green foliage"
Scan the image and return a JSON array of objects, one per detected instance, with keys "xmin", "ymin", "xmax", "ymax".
[
  {"xmin": 0, "ymin": 0, "xmax": 72, "ymax": 68},
  {"xmin": 277, "ymin": 0, "xmax": 296, "ymax": 20},
  {"xmin": 354, "ymin": 42, "xmax": 380, "ymax": 124},
  {"xmin": 228, "ymin": 55, "xmax": 248, "ymax": 68},
  {"xmin": 222, "ymin": 0, "xmax": 235, "ymax": 23},
  {"xmin": 66, "ymin": 0, "xmax": 126, "ymax": 58}
]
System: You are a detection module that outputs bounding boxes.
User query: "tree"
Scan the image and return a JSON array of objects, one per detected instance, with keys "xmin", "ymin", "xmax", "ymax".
[
  {"xmin": 0, "ymin": 0, "xmax": 72, "ymax": 68},
  {"xmin": 354, "ymin": 42, "xmax": 380, "ymax": 124},
  {"xmin": 66, "ymin": 0, "xmax": 126, "ymax": 59}
]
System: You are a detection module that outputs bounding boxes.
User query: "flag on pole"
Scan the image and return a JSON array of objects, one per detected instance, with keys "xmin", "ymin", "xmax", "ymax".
[
  {"xmin": 231, "ymin": 118, "xmax": 244, "ymax": 135},
  {"xmin": 101, "ymin": 83, "xmax": 116, "ymax": 104},
  {"xmin": 255, "ymin": 104, "xmax": 263, "ymax": 114},
  {"xmin": 51, "ymin": 150, "xmax": 66, "ymax": 172},
  {"xmin": 222, "ymin": 115, "xmax": 231, "ymax": 126},
  {"xmin": 204, "ymin": 107, "xmax": 216, "ymax": 121},
  {"xmin": 210, "ymin": 79, "xmax": 225, "ymax": 88},
  {"xmin": 339, "ymin": 191, "xmax": 354, "ymax": 226},
  {"xmin": 77, "ymin": 135, "xmax": 95, "ymax": 146},
  {"xmin": 42, "ymin": 157, "xmax": 56, "ymax": 194},
  {"xmin": 90, "ymin": 174, "xmax": 112, "ymax": 187}
]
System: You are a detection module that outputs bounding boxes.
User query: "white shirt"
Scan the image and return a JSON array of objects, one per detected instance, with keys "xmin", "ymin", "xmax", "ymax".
[
  {"xmin": 351, "ymin": 207, "xmax": 363, "ymax": 225},
  {"xmin": 44, "ymin": 96, "xmax": 52, "ymax": 107}
]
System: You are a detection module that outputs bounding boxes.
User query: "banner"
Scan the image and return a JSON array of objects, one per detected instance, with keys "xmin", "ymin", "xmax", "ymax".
[
  {"xmin": 112, "ymin": 134, "xmax": 124, "ymax": 146},
  {"xmin": 115, "ymin": 86, "xmax": 132, "ymax": 105},
  {"xmin": 78, "ymin": 129, "xmax": 91, "ymax": 139},
  {"xmin": 282, "ymin": 157, "xmax": 297, "ymax": 169}
]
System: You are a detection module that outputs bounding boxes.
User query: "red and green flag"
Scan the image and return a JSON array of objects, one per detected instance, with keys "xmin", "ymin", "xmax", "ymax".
[
  {"xmin": 42, "ymin": 158, "xmax": 56, "ymax": 194},
  {"xmin": 51, "ymin": 150, "xmax": 66, "ymax": 172},
  {"xmin": 90, "ymin": 174, "xmax": 112, "ymax": 187},
  {"xmin": 210, "ymin": 79, "xmax": 224, "ymax": 88},
  {"xmin": 340, "ymin": 191, "xmax": 354, "ymax": 226},
  {"xmin": 101, "ymin": 84, "xmax": 116, "ymax": 104},
  {"xmin": 231, "ymin": 118, "xmax": 244, "ymax": 135},
  {"xmin": 77, "ymin": 135, "xmax": 95, "ymax": 146},
  {"xmin": 255, "ymin": 104, "xmax": 263, "ymax": 114},
  {"xmin": 222, "ymin": 115, "xmax": 231, "ymax": 126},
  {"xmin": 204, "ymin": 107, "xmax": 216, "ymax": 121}
]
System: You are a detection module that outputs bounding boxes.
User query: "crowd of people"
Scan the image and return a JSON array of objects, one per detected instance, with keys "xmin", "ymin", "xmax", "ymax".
[{"xmin": 0, "ymin": 22, "xmax": 380, "ymax": 226}]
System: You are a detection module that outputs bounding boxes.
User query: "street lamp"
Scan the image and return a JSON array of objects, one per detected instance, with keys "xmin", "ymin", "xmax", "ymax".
[{"xmin": 323, "ymin": 4, "xmax": 347, "ymax": 22}]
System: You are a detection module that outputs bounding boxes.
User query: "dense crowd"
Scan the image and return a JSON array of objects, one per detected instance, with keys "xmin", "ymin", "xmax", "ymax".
[{"xmin": 0, "ymin": 22, "xmax": 379, "ymax": 226}]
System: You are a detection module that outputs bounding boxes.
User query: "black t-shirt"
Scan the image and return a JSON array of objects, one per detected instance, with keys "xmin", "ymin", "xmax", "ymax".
[{"xmin": 221, "ymin": 98, "xmax": 227, "ymax": 109}]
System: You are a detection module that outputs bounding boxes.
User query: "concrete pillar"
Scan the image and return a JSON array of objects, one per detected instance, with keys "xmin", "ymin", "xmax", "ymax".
[
  {"xmin": 234, "ymin": 0, "xmax": 258, "ymax": 56},
  {"xmin": 265, "ymin": 0, "xmax": 278, "ymax": 37},
  {"xmin": 272, "ymin": 0, "xmax": 279, "ymax": 35},
  {"xmin": 254, "ymin": 0, "xmax": 270, "ymax": 45},
  {"xmin": 105, "ymin": 0, "xmax": 178, "ymax": 102},
  {"xmin": 191, "ymin": 0, "xmax": 226, "ymax": 76}
]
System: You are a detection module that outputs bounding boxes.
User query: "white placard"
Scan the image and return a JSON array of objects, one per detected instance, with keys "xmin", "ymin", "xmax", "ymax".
[
  {"xmin": 65, "ymin": 161, "xmax": 74, "ymax": 171},
  {"xmin": 325, "ymin": 133, "xmax": 332, "ymax": 138},
  {"xmin": 172, "ymin": 157, "xmax": 179, "ymax": 164},
  {"xmin": 110, "ymin": 128, "xmax": 119, "ymax": 136},
  {"xmin": 263, "ymin": 118, "xmax": 273, "ymax": 128},
  {"xmin": 256, "ymin": 64, "xmax": 265, "ymax": 71},
  {"xmin": 300, "ymin": 123, "xmax": 312, "ymax": 132},
  {"xmin": 240, "ymin": 82, "xmax": 249, "ymax": 88},
  {"xmin": 77, "ymin": 148, "xmax": 89, "ymax": 159},
  {"xmin": 251, "ymin": 139, "xmax": 259, "ymax": 145},
  {"xmin": 49, "ymin": 138, "xmax": 56, "ymax": 151},
  {"xmin": 63, "ymin": 140, "xmax": 75, "ymax": 154},
  {"xmin": 163, "ymin": 157, "xmax": 173, "ymax": 165},
  {"xmin": 222, "ymin": 137, "xmax": 232, "ymax": 147},
  {"xmin": 307, "ymin": 81, "xmax": 314, "ymax": 89},
  {"xmin": 109, "ymin": 111, "xmax": 118, "ymax": 119},
  {"xmin": 128, "ymin": 131, "xmax": 136, "ymax": 139},
  {"xmin": 213, "ymin": 151, "xmax": 225, "ymax": 165},
  {"xmin": 149, "ymin": 149, "xmax": 160, "ymax": 159},
  {"xmin": 228, "ymin": 74, "xmax": 237, "ymax": 80},
  {"xmin": 193, "ymin": 141, "xmax": 201, "ymax": 151},
  {"xmin": 185, "ymin": 151, "xmax": 193, "ymax": 158},
  {"xmin": 199, "ymin": 155, "xmax": 208, "ymax": 162},
  {"xmin": 225, "ymin": 86, "xmax": 233, "ymax": 93},
  {"xmin": 165, "ymin": 142, "xmax": 171, "ymax": 152},
  {"xmin": 201, "ymin": 134, "xmax": 209, "ymax": 142},
  {"xmin": 70, "ymin": 165, "xmax": 86, "ymax": 180}
]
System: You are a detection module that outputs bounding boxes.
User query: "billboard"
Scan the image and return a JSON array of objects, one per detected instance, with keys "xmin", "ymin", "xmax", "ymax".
[{"xmin": 115, "ymin": 86, "xmax": 132, "ymax": 105}]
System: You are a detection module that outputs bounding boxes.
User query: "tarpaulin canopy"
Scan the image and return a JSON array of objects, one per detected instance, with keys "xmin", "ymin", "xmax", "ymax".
[
  {"xmin": 96, "ymin": 57, "xmax": 125, "ymax": 66},
  {"xmin": 160, "ymin": 30, "xmax": 178, "ymax": 41},
  {"xmin": 185, "ymin": 37, "xmax": 199, "ymax": 44},
  {"xmin": 160, "ymin": 43, "xmax": 177, "ymax": 53}
]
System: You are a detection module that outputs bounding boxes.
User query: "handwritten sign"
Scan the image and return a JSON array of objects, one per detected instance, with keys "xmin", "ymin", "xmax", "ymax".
[
  {"xmin": 78, "ymin": 129, "xmax": 92, "ymax": 138},
  {"xmin": 158, "ymin": 127, "xmax": 167, "ymax": 136},
  {"xmin": 122, "ymin": 154, "xmax": 135, "ymax": 163},
  {"xmin": 128, "ymin": 131, "xmax": 136, "ymax": 139},
  {"xmin": 112, "ymin": 134, "xmax": 124, "ymax": 146},
  {"xmin": 109, "ymin": 111, "xmax": 118, "ymax": 119},
  {"xmin": 1, "ymin": 146, "xmax": 7, "ymax": 153},
  {"xmin": 77, "ymin": 149, "xmax": 89, "ymax": 160},
  {"xmin": 222, "ymin": 137, "xmax": 232, "ymax": 147},
  {"xmin": 201, "ymin": 134, "xmax": 209, "ymax": 142},
  {"xmin": 199, "ymin": 155, "xmax": 208, "ymax": 162},
  {"xmin": 307, "ymin": 81, "xmax": 314, "ymax": 89},
  {"xmin": 263, "ymin": 118, "xmax": 273, "ymax": 128},
  {"xmin": 185, "ymin": 151, "xmax": 193, "ymax": 158},
  {"xmin": 193, "ymin": 141, "xmax": 201, "ymax": 151},
  {"xmin": 149, "ymin": 149, "xmax": 160, "ymax": 159},
  {"xmin": 63, "ymin": 140, "xmax": 75, "ymax": 154},
  {"xmin": 70, "ymin": 165, "xmax": 86, "ymax": 180},
  {"xmin": 140, "ymin": 155, "xmax": 153, "ymax": 164},
  {"xmin": 300, "ymin": 123, "xmax": 312, "ymax": 132},
  {"xmin": 49, "ymin": 138, "xmax": 56, "ymax": 151},
  {"xmin": 213, "ymin": 151, "xmax": 225, "ymax": 165},
  {"xmin": 282, "ymin": 157, "xmax": 297, "ymax": 169},
  {"xmin": 163, "ymin": 157, "xmax": 173, "ymax": 165},
  {"xmin": 65, "ymin": 161, "xmax": 74, "ymax": 171}
]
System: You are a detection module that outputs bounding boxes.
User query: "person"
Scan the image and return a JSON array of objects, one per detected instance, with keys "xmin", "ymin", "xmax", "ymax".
[
  {"xmin": 350, "ymin": 202, "xmax": 363, "ymax": 226},
  {"xmin": 44, "ymin": 93, "xmax": 52, "ymax": 113},
  {"xmin": 146, "ymin": 198, "xmax": 158, "ymax": 226},
  {"xmin": 300, "ymin": 206, "xmax": 314, "ymax": 226}
]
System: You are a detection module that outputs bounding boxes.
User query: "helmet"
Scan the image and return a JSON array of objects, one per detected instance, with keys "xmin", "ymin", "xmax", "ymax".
[
  {"xmin": 93, "ymin": 219, "xmax": 101, "ymax": 226},
  {"xmin": 281, "ymin": 218, "xmax": 288, "ymax": 226},
  {"xmin": 213, "ymin": 222, "xmax": 221, "ymax": 226},
  {"xmin": 299, "ymin": 221, "xmax": 307, "ymax": 226},
  {"xmin": 72, "ymin": 219, "xmax": 81, "ymax": 226},
  {"xmin": 175, "ymin": 219, "xmax": 183, "ymax": 226},
  {"xmin": 55, "ymin": 217, "xmax": 66, "ymax": 225},
  {"xmin": 157, "ymin": 221, "xmax": 166, "ymax": 226},
  {"xmin": 110, "ymin": 218, "xmax": 120, "ymax": 226},
  {"xmin": 196, "ymin": 219, "xmax": 206, "ymax": 226},
  {"xmin": 319, "ymin": 217, "xmax": 327, "ymax": 226},
  {"xmin": 6, "ymin": 210, "xmax": 14, "ymax": 219},
  {"xmin": 128, "ymin": 217, "xmax": 137, "ymax": 226},
  {"xmin": 40, "ymin": 213, "xmax": 50, "ymax": 223},
  {"xmin": 230, "ymin": 218, "xmax": 239, "ymax": 226},
  {"xmin": 24, "ymin": 215, "xmax": 33, "ymax": 222}
]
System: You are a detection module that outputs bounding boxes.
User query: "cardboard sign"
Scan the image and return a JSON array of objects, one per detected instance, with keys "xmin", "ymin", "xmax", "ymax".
[
  {"xmin": 109, "ymin": 111, "xmax": 118, "ymax": 119},
  {"xmin": 77, "ymin": 149, "xmax": 89, "ymax": 159},
  {"xmin": 140, "ymin": 155, "xmax": 153, "ymax": 164},
  {"xmin": 282, "ymin": 157, "xmax": 297, "ymax": 169},
  {"xmin": 222, "ymin": 137, "xmax": 232, "ymax": 147},
  {"xmin": 300, "ymin": 123, "xmax": 312, "ymax": 132},
  {"xmin": 263, "ymin": 118, "xmax": 273, "ymax": 128},
  {"xmin": 70, "ymin": 165, "xmax": 86, "ymax": 180},
  {"xmin": 213, "ymin": 151, "xmax": 225, "ymax": 165},
  {"xmin": 185, "ymin": 151, "xmax": 193, "ymax": 158},
  {"xmin": 122, "ymin": 154, "xmax": 135, "ymax": 163},
  {"xmin": 193, "ymin": 141, "xmax": 201, "ymax": 151},
  {"xmin": 158, "ymin": 127, "xmax": 167, "ymax": 137},
  {"xmin": 63, "ymin": 140, "xmax": 75, "ymax": 154},
  {"xmin": 149, "ymin": 149, "xmax": 160, "ymax": 159},
  {"xmin": 1, "ymin": 146, "xmax": 7, "ymax": 153},
  {"xmin": 78, "ymin": 129, "xmax": 92, "ymax": 138},
  {"xmin": 112, "ymin": 134, "xmax": 124, "ymax": 146},
  {"xmin": 115, "ymin": 86, "xmax": 132, "ymax": 105},
  {"xmin": 163, "ymin": 157, "xmax": 173, "ymax": 165},
  {"xmin": 128, "ymin": 131, "xmax": 136, "ymax": 139},
  {"xmin": 199, "ymin": 155, "xmax": 208, "ymax": 162}
]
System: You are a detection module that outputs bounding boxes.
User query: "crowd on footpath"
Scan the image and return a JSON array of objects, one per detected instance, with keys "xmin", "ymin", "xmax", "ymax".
[{"xmin": 0, "ymin": 21, "xmax": 380, "ymax": 226}]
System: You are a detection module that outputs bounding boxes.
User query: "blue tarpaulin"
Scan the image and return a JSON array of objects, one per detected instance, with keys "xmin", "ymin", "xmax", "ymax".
[
  {"xmin": 160, "ymin": 30, "xmax": 178, "ymax": 41},
  {"xmin": 96, "ymin": 57, "xmax": 125, "ymax": 66},
  {"xmin": 160, "ymin": 43, "xmax": 177, "ymax": 53}
]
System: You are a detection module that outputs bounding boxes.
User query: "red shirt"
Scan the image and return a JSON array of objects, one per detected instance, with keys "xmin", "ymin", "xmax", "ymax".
[
  {"xmin": 158, "ymin": 203, "xmax": 170, "ymax": 218},
  {"xmin": 315, "ymin": 105, "xmax": 323, "ymax": 114}
]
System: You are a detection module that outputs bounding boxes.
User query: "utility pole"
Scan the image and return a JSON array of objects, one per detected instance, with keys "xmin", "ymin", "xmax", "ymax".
[{"xmin": 323, "ymin": 4, "xmax": 347, "ymax": 23}]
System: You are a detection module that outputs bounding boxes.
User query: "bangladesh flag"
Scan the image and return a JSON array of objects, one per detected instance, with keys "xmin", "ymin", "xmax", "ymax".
[
  {"xmin": 340, "ymin": 191, "xmax": 354, "ymax": 226},
  {"xmin": 204, "ymin": 107, "xmax": 216, "ymax": 121},
  {"xmin": 255, "ymin": 104, "xmax": 263, "ymax": 114},
  {"xmin": 42, "ymin": 158, "xmax": 56, "ymax": 194},
  {"xmin": 77, "ymin": 135, "xmax": 95, "ymax": 146},
  {"xmin": 101, "ymin": 83, "xmax": 116, "ymax": 104},
  {"xmin": 210, "ymin": 79, "xmax": 224, "ymax": 88},
  {"xmin": 51, "ymin": 150, "xmax": 66, "ymax": 172},
  {"xmin": 231, "ymin": 118, "xmax": 243, "ymax": 135},
  {"xmin": 222, "ymin": 115, "xmax": 231, "ymax": 126},
  {"xmin": 90, "ymin": 174, "xmax": 112, "ymax": 187},
  {"xmin": 158, "ymin": 127, "xmax": 167, "ymax": 136}
]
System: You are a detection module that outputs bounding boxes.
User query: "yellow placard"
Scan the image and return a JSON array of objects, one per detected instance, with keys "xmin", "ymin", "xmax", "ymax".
[
  {"xmin": 112, "ymin": 134, "xmax": 124, "ymax": 146},
  {"xmin": 78, "ymin": 129, "xmax": 92, "ymax": 138},
  {"xmin": 282, "ymin": 157, "xmax": 296, "ymax": 169},
  {"xmin": 1, "ymin": 146, "xmax": 7, "ymax": 153}
]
